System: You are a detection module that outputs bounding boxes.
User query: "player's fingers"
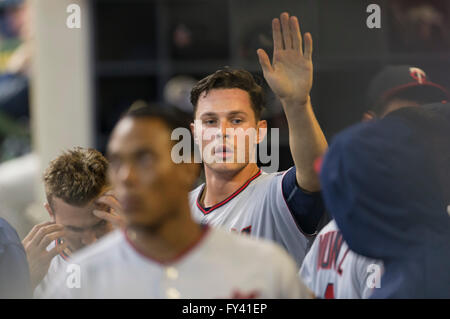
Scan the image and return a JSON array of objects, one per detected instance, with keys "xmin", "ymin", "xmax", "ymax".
[
  {"xmin": 290, "ymin": 16, "xmax": 303, "ymax": 54},
  {"xmin": 93, "ymin": 209, "xmax": 124, "ymax": 228},
  {"xmin": 96, "ymin": 194, "xmax": 122, "ymax": 214},
  {"xmin": 256, "ymin": 49, "xmax": 273, "ymax": 74},
  {"xmin": 38, "ymin": 230, "xmax": 66, "ymax": 250},
  {"xmin": 22, "ymin": 221, "xmax": 54, "ymax": 245},
  {"xmin": 47, "ymin": 241, "xmax": 68, "ymax": 260},
  {"xmin": 33, "ymin": 224, "xmax": 65, "ymax": 248},
  {"xmin": 280, "ymin": 12, "xmax": 292, "ymax": 50},
  {"xmin": 304, "ymin": 32, "xmax": 313, "ymax": 60},
  {"xmin": 272, "ymin": 18, "xmax": 283, "ymax": 51}
]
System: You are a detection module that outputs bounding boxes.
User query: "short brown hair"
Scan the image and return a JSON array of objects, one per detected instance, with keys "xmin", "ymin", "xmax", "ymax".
[
  {"xmin": 44, "ymin": 147, "xmax": 108, "ymax": 207},
  {"xmin": 190, "ymin": 68, "xmax": 265, "ymax": 120}
]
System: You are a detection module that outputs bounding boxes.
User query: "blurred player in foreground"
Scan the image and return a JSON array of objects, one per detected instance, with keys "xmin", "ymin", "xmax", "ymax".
[
  {"xmin": 320, "ymin": 103, "xmax": 450, "ymax": 298},
  {"xmin": 44, "ymin": 106, "xmax": 312, "ymax": 299},
  {"xmin": 24, "ymin": 147, "xmax": 123, "ymax": 297},
  {"xmin": 189, "ymin": 12, "xmax": 328, "ymax": 267},
  {"xmin": 299, "ymin": 65, "xmax": 449, "ymax": 298},
  {"xmin": 0, "ymin": 217, "xmax": 31, "ymax": 298}
]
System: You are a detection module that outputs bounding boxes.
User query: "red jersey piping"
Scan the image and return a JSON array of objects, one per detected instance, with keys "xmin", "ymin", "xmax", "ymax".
[
  {"xmin": 123, "ymin": 225, "xmax": 211, "ymax": 265},
  {"xmin": 196, "ymin": 169, "xmax": 262, "ymax": 215}
]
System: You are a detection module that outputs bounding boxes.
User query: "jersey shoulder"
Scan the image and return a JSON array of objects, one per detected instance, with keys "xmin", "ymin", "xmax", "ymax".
[
  {"xmin": 210, "ymin": 227, "xmax": 295, "ymax": 268},
  {"xmin": 317, "ymin": 219, "xmax": 339, "ymax": 235},
  {"xmin": 189, "ymin": 183, "xmax": 204, "ymax": 203},
  {"xmin": 69, "ymin": 230, "xmax": 125, "ymax": 266}
]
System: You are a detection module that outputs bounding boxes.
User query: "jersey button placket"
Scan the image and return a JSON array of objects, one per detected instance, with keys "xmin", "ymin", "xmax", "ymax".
[{"xmin": 163, "ymin": 266, "xmax": 180, "ymax": 299}]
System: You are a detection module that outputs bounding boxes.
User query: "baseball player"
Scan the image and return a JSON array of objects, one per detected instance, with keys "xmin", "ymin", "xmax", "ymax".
[
  {"xmin": 189, "ymin": 12, "xmax": 328, "ymax": 267},
  {"xmin": 43, "ymin": 106, "xmax": 312, "ymax": 299},
  {"xmin": 299, "ymin": 65, "xmax": 449, "ymax": 298},
  {"xmin": 299, "ymin": 220, "xmax": 382, "ymax": 298},
  {"xmin": 25, "ymin": 147, "xmax": 123, "ymax": 297},
  {"xmin": 0, "ymin": 217, "xmax": 31, "ymax": 298},
  {"xmin": 320, "ymin": 103, "xmax": 450, "ymax": 298}
]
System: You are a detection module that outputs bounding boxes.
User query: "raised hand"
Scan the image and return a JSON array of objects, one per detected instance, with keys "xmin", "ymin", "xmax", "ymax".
[
  {"xmin": 257, "ymin": 12, "xmax": 313, "ymax": 105},
  {"xmin": 93, "ymin": 190, "xmax": 125, "ymax": 229},
  {"xmin": 22, "ymin": 221, "xmax": 67, "ymax": 289}
]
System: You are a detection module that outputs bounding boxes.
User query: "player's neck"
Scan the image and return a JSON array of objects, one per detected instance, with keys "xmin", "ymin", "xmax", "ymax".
[
  {"xmin": 201, "ymin": 163, "xmax": 260, "ymax": 207},
  {"xmin": 126, "ymin": 203, "xmax": 205, "ymax": 263}
]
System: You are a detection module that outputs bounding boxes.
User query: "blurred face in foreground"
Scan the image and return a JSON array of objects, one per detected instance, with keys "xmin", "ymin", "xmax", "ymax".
[{"xmin": 107, "ymin": 117, "xmax": 193, "ymax": 230}]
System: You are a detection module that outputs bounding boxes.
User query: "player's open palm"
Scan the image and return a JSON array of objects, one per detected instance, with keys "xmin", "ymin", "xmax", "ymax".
[
  {"xmin": 22, "ymin": 221, "xmax": 67, "ymax": 289},
  {"xmin": 257, "ymin": 12, "xmax": 313, "ymax": 105}
]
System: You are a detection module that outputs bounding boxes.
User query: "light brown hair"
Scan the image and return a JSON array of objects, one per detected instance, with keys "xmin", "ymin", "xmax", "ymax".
[{"xmin": 44, "ymin": 147, "xmax": 108, "ymax": 207}]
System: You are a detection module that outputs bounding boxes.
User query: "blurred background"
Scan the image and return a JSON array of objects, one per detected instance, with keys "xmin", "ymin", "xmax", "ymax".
[{"xmin": 0, "ymin": 0, "xmax": 449, "ymax": 237}]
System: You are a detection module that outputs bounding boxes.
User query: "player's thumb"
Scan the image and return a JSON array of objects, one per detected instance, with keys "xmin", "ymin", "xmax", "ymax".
[{"xmin": 256, "ymin": 49, "xmax": 273, "ymax": 74}]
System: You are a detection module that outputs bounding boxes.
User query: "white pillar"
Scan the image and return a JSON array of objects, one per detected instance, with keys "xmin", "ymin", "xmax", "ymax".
[{"xmin": 28, "ymin": 0, "xmax": 93, "ymax": 223}]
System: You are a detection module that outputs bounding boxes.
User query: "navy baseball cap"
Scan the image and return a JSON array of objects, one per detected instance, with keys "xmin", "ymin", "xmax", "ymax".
[{"xmin": 367, "ymin": 65, "xmax": 449, "ymax": 114}]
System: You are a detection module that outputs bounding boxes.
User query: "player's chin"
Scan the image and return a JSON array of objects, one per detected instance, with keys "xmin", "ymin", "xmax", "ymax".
[
  {"xmin": 126, "ymin": 216, "xmax": 166, "ymax": 233},
  {"xmin": 205, "ymin": 161, "xmax": 248, "ymax": 174}
]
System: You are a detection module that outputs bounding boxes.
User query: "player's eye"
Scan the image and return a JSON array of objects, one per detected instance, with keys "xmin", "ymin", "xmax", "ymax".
[
  {"xmin": 136, "ymin": 152, "xmax": 155, "ymax": 167},
  {"xmin": 231, "ymin": 118, "xmax": 243, "ymax": 125},
  {"xmin": 203, "ymin": 119, "xmax": 217, "ymax": 125}
]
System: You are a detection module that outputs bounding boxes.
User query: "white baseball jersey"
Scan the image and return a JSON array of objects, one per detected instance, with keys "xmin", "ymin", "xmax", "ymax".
[
  {"xmin": 42, "ymin": 226, "xmax": 312, "ymax": 299},
  {"xmin": 33, "ymin": 239, "xmax": 70, "ymax": 298},
  {"xmin": 189, "ymin": 168, "xmax": 316, "ymax": 267},
  {"xmin": 299, "ymin": 220, "xmax": 383, "ymax": 299}
]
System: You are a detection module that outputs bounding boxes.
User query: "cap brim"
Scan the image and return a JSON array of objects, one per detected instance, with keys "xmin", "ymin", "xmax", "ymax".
[{"xmin": 382, "ymin": 81, "xmax": 450, "ymax": 103}]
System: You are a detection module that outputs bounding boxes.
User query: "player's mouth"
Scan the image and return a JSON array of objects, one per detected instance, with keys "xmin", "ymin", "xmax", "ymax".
[{"xmin": 213, "ymin": 145, "xmax": 234, "ymax": 159}]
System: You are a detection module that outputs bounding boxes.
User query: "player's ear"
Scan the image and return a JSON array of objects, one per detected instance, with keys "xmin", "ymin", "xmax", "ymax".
[
  {"xmin": 44, "ymin": 202, "xmax": 55, "ymax": 221},
  {"xmin": 256, "ymin": 120, "xmax": 268, "ymax": 144},
  {"xmin": 190, "ymin": 121, "xmax": 200, "ymax": 146}
]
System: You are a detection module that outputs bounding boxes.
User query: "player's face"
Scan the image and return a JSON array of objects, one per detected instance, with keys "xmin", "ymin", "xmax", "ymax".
[
  {"xmin": 192, "ymin": 88, "xmax": 266, "ymax": 174},
  {"xmin": 48, "ymin": 196, "xmax": 113, "ymax": 252},
  {"xmin": 107, "ymin": 117, "xmax": 189, "ymax": 229}
]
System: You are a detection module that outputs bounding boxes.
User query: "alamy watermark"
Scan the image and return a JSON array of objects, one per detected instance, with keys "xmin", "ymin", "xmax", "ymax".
[
  {"xmin": 66, "ymin": 4, "xmax": 81, "ymax": 29},
  {"xmin": 366, "ymin": 263, "xmax": 382, "ymax": 289},
  {"xmin": 66, "ymin": 263, "xmax": 81, "ymax": 289},
  {"xmin": 171, "ymin": 123, "xmax": 280, "ymax": 172},
  {"xmin": 366, "ymin": 4, "xmax": 381, "ymax": 29}
]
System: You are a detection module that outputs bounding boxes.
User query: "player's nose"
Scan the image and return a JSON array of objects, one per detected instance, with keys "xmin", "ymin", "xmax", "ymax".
[
  {"xmin": 117, "ymin": 163, "xmax": 137, "ymax": 186},
  {"xmin": 217, "ymin": 120, "xmax": 231, "ymax": 139}
]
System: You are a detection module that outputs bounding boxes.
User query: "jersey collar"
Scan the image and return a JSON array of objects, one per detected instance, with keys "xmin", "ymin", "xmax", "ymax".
[{"xmin": 196, "ymin": 169, "xmax": 262, "ymax": 215}]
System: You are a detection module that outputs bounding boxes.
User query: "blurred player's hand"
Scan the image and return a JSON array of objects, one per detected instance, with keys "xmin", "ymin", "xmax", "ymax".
[
  {"xmin": 257, "ymin": 12, "xmax": 313, "ymax": 106},
  {"xmin": 22, "ymin": 221, "xmax": 67, "ymax": 290},
  {"xmin": 93, "ymin": 190, "xmax": 125, "ymax": 229}
]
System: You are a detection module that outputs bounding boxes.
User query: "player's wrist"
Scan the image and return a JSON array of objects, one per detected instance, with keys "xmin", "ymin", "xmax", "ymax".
[{"xmin": 280, "ymin": 95, "xmax": 310, "ymax": 109}]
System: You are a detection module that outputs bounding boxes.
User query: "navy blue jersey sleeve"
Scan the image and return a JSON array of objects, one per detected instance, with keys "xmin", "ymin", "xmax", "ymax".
[
  {"xmin": 0, "ymin": 218, "xmax": 32, "ymax": 298},
  {"xmin": 281, "ymin": 166, "xmax": 326, "ymax": 235}
]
